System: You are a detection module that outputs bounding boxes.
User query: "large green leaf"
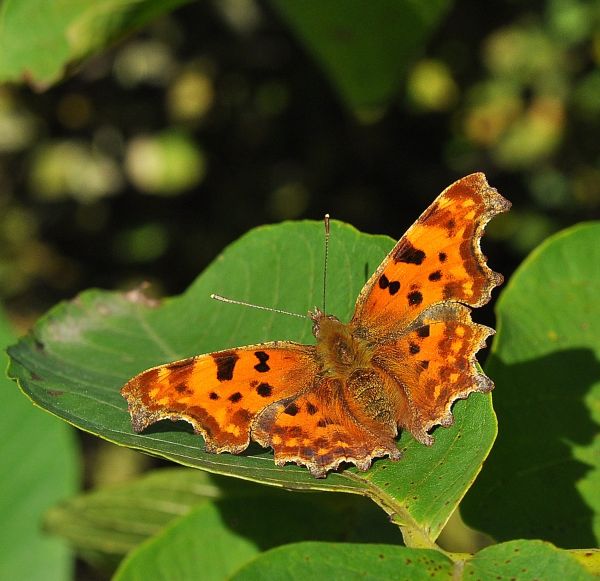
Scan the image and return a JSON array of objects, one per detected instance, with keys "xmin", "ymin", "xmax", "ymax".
[
  {"xmin": 0, "ymin": 307, "xmax": 79, "ymax": 580},
  {"xmin": 46, "ymin": 466, "xmax": 402, "ymax": 569},
  {"xmin": 463, "ymin": 223, "xmax": 600, "ymax": 547},
  {"xmin": 232, "ymin": 542, "xmax": 453, "ymax": 580},
  {"xmin": 0, "ymin": 0, "xmax": 191, "ymax": 87},
  {"xmin": 229, "ymin": 540, "xmax": 595, "ymax": 580},
  {"xmin": 8, "ymin": 220, "xmax": 496, "ymax": 546},
  {"xmin": 269, "ymin": 0, "xmax": 450, "ymax": 114}
]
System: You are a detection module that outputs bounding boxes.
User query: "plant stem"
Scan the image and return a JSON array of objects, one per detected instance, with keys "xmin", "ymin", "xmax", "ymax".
[{"xmin": 344, "ymin": 472, "xmax": 442, "ymax": 551}]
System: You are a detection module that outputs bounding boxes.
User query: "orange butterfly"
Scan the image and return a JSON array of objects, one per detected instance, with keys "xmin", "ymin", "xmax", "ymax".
[{"xmin": 121, "ymin": 173, "xmax": 510, "ymax": 477}]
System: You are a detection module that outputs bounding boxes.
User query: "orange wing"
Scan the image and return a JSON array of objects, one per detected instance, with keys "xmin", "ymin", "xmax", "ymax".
[
  {"xmin": 252, "ymin": 379, "xmax": 401, "ymax": 477},
  {"xmin": 121, "ymin": 342, "xmax": 318, "ymax": 454},
  {"xmin": 351, "ymin": 173, "xmax": 510, "ymax": 337},
  {"xmin": 370, "ymin": 303, "xmax": 494, "ymax": 445}
]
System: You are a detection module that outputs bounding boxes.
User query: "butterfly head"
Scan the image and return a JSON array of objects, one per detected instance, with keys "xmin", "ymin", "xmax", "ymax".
[{"xmin": 308, "ymin": 307, "xmax": 341, "ymax": 340}]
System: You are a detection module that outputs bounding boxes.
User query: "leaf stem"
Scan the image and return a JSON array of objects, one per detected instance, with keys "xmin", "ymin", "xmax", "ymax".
[{"xmin": 344, "ymin": 472, "xmax": 442, "ymax": 551}]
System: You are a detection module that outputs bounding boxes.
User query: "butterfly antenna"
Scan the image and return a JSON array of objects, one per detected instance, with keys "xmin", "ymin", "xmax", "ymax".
[
  {"xmin": 210, "ymin": 294, "xmax": 307, "ymax": 319},
  {"xmin": 322, "ymin": 214, "xmax": 330, "ymax": 313}
]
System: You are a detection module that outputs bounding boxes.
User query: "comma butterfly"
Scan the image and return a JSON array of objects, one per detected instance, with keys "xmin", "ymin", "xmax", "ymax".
[{"xmin": 121, "ymin": 173, "xmax": 510, "ymax": 477}]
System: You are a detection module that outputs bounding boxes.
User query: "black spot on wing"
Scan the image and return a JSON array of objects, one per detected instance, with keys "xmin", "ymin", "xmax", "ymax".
[
  {"xmin": 254, "ymin": 351, "xmax": 270, "ymax": 373},
  {"xmin": 417, "ymin": 325, "xmax": 430, "ymax": 338},
  {"xmin": 256, "ymin": 382, "xmax": 273, "ymax": 397},
  {"xmin": 428, "ymin": 270, "xmax": 442, "ymax": 281},
  {"xmin": 306, "ymin": 402, "xmax": 318, "ymax": 415},
  {"xmin": 379, "ymin": 274, "xmax": 400, "ymax": 295},
  {"xmin": 409, "ymin": 343, "xmax": 420, "ymax": 355},
  {"xmin": 209, "ymin": 391, "xmax": 219, "ymax": 400},
  {"xmin": 284, "ymin": 403, "xmax": 300, "ymax": 416},
  {"xmin": 228, "ymin": 392, "xmax": 243, "ymax": 403},
  {"xmin": 388, "ymin": 281, "xmax": 400, "ymax": 295},
  {"xmin": 212, "ymin": 351, "xmax": 239, "ymax": 382},
  {"xmin": 408, "ymin": 291, "xmax": 423, "ymax": 306},
  {"xmin": 393, "ymin": 239, "xmax": 426, "ymax": 265},
  {"xmin": 438, "ymin": 252, "xmax": 447, "ymax": 263}
]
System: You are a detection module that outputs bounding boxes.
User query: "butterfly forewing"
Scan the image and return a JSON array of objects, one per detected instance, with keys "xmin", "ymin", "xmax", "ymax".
[
  {"xmin": 351, "ymin": 173, "xmax": 510, "ymax": 338},
  {"xmin": 121, "ymin": 342, "xmax": 317, "ymax": 453}
]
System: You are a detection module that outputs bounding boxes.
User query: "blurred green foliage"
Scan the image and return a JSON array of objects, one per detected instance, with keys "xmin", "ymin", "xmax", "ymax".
[
  {"xmin": 0, "ymin": 0, "xmax": 598, "ymax": 324},
  {"xmin": 0, "ymin": 306, "xmax": 79, "ymax": 580}
]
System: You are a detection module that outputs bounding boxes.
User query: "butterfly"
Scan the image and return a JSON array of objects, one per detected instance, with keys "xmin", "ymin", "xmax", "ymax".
[{"xmin": 121, "ymin": 173, "xmax": 510, "ymax": 478}]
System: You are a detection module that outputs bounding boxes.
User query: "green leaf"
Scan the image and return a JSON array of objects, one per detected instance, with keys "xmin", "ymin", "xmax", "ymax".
[
  {"xmin": 46, "ymin": 466, "xmax": 402, "ymax": 569},
  {"xmin": 113, "ymin": 490, "xmax": 402, "ymax": 581},
  {"xmin": 230, "ymin": 540, "xmax": 594, "ymax": 580},
  {"xmin": 0, "ymin": 0, "xmax": 191, "ymax": 87},
  {"xmin": 231, "ymin": 542, "xmax": 453, "ymax": 580},
  {"xmin": 0, "ymin": 307, "xmax": 79, "ymax": 580},
  {"xmin": 112, "ymin": 501, "xmax": 262, "ymax": 581},
  {"xmin": 268, "ymin": 0, "xmax": 450, "ymax": 114},
  {"xmin": 465, "ymin": 540, "xmax": 596, "ymax": 580},
  {"xmin": 8, "ymin": 220, "xmax": 496, "ymax": 545},
  {"xmin": 463, "ymin": 223, "xmax": 600, "ymax": 547},
  {"xmin": 45, "ymin": 468, "xmax": 219, "ymax": 569}
]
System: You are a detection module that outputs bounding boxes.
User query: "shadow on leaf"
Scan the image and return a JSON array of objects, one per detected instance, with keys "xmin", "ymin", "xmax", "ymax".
[
  {"xmin": 210, "ymin": 479, "xmax": 404, "ymax": 551},
  {"xmin": 463, "ymin": 348, "xmax": 600, "ymax": 548}
]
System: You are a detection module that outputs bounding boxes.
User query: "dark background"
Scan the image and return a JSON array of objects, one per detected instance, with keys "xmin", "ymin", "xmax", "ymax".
[{"xmin": 1, "ymin": 0, "xmax": 598, "ymax": 331}]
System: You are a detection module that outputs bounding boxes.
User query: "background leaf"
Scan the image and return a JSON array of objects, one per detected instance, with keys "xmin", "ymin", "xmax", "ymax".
[
  {"xmin": 269, "ymin": 0, "xmax": 450, "ymax": 114},
  {"xmin": 465, "ymin": 540, "xmax": 596, "ymax": 580},
  {"xmin": 231, "ymin": 542, "xmax": 454, "ymax": 581},
  {"xmin": 47, "ymin": 466, "xmax": 402, "ymax": 570},
  {"xmin": 229, "ymin": 540, "xmax": 594, "ymax": 580},
  {"xmin": 0, "ymin": 0, "xmax": 191, "ymax": 87},
  {"xmin": 463, "ymin": 223, "xmax": 600, "ymax": 547},
  {"xmin": 45, "ymin": 468, "xmax": 218, "ymax": 570},
  {"xmin": 0, "ymin": 306, "xmax": 79, "ymax": 580},
  {"xmin": 112, "ymin": 484, "xmax": 404, "ymax": 581},
  {"xmin": 8, "ymin": 220, "xmax": 496, "ymax": 545}
]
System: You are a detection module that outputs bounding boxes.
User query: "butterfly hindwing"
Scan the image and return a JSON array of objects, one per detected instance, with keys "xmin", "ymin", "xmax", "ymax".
[
  {"xmin": 252, "ymin": 380, "xmax": 401, "ymax": 477},
  {"xmin": 370, "ymin": 302, "xmax": 494, "ymax": 445}
]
